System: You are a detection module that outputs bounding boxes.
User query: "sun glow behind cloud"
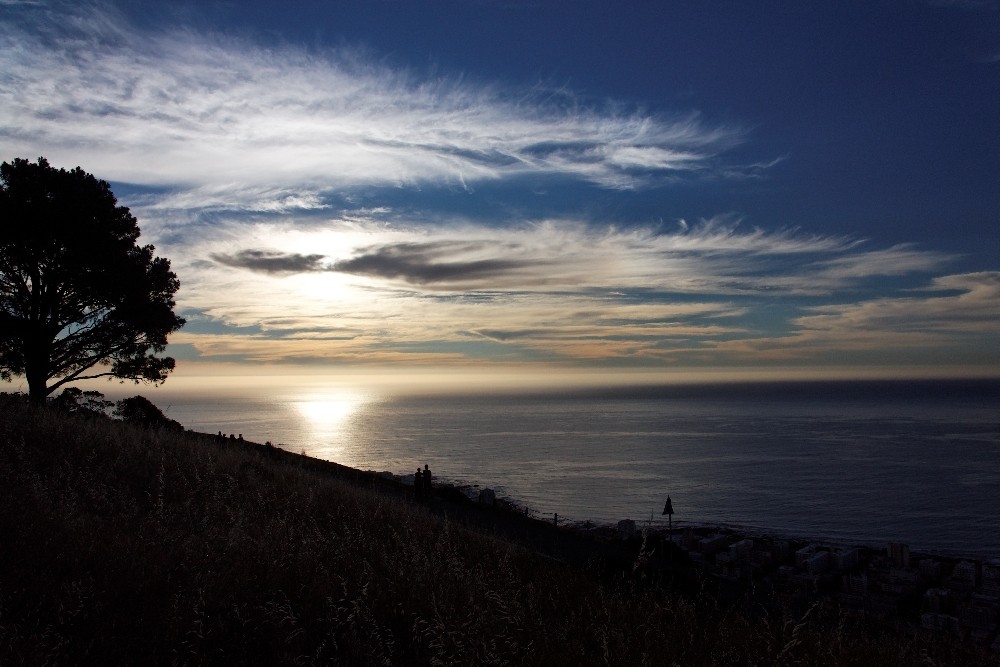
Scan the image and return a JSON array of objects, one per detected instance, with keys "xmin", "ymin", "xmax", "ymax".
[
  {"xmin": 154, "ymin": 212, "xmax": 999, "ymax": 370},
  {"xmin": 1, "ymin": 1, "xmax": 998, "ymax": 380}
]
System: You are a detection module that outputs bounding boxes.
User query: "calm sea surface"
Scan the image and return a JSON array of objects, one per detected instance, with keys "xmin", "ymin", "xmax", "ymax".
[{"xmin": 150, "ymin": 379, "xmax": 1000, "ymax": 559}]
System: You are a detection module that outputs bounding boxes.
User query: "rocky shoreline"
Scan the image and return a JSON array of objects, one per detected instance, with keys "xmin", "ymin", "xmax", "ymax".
[{"xmin": 208, "ymin": 431, "xmax": 999, "ymax": 654}]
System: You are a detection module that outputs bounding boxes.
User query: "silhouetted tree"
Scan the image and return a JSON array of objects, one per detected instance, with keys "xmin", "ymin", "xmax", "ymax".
[
  {"xmin": 51, "ymin": 386, "xmax": 114, "ymax": 417},
  {"xmin": 0, "ymin": 157, "xmax": 185, "ymax": 404},
  {"xmin": 114, "ymin": 395, "xmax": 183, "ymax": 431}
]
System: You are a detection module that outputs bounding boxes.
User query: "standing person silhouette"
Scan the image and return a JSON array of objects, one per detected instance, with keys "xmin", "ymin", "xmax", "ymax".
[
  {"xmin": 414, "ymin": 467, "xmax": 423, "ymax": 501},
  {"xmin": 422, "ymin": 464, "xmax": 432, "ymax": 498}
]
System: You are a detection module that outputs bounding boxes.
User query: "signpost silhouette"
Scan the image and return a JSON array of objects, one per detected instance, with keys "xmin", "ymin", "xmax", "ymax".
[{"xmin": 662, "ymin": 495, "xmax": 674, "ymax": 544}]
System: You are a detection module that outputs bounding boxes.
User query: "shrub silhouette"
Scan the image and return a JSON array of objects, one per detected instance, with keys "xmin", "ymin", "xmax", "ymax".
[
  {"xmin": 113, "ymin": 395, "xmax": 183, "ymax": 431},
  {"xmin": 50, "ymin": 386, "xmax": 114, "ymax": 417}
]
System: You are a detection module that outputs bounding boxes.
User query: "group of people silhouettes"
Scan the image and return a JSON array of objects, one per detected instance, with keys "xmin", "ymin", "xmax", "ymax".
[{"xmin": 413, "ymin": 464, "xmax": 433, "ymax": 500}]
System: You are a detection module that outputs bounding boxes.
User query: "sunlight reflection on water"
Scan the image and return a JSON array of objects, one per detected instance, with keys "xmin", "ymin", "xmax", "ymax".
[{"xmin": 289, "ymin": 389, "xmax": 372, "ymax": 461}]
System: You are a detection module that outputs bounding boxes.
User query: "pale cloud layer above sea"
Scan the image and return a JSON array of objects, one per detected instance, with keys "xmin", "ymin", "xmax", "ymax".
[
  {"xmin": 2, "ymin": 1, "xmax": 998, "ymax": 376},
  {"xmin": 167, "ymin": 212, "xmax": 998, "ymax": 369}
]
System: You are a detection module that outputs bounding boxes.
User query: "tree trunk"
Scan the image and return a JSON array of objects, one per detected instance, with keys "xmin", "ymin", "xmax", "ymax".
[
  {"xmin": 26, "ymin": 368, "xmax": 49, "ymax": 405},
  {"xmin": 25, "ymin": 340, "xmax": 50, "ymax": 405}
]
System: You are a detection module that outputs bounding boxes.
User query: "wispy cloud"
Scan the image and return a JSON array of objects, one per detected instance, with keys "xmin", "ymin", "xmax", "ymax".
[
  {"xmin": 805, "ymin": 271, "xmax": 1000, "ymax": 335},
  {"xmin": 0, "ymin": 2, "xmax": 748, "ymax": 213},
  {"xmin": 156, "ymin": 214, "xmax": 965, "ymax": 365},
  {"xmin": 812, "ymin": 244, "xmax": 955, "ymax": 280},
  {"xmin": 199, "ymin": 216, "xmax": 945, "ymax": 295},
  {"xmin": 699, "ymin": 272, "xmax": 1000, "ymax": 364}
]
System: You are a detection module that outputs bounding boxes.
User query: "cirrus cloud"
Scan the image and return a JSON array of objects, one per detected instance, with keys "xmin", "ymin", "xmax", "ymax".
[{"xmin": 0, "ymin": 1, "xmax": 750, "ymax": 215}]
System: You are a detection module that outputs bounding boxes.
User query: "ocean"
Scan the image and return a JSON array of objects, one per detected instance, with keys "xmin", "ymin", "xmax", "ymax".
[{"xmin": 147, "ymin": 378, "xmax": 1000, "ymax": 559}]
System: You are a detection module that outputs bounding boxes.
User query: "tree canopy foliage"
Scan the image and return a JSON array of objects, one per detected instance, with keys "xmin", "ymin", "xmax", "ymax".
[
  {"xmin": 113, "ymin": 395, "xmax": 183, "ymax": 431},
  {"xmin": 0, "ymin": 157, "xmax": 185, "ymax": 403},
  {"xmin": 50, "ymin": 386, "xmax": 114, "ymax": 417}
]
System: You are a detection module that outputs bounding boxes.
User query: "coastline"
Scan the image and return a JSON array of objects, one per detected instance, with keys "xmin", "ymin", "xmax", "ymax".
[
  {"xmin": 217, "ymin": 432, "xmax": 1000, "ymax": 657},
  {"xmin": 160, "ymin": 378, "xmax": 1000, "ymax": 561},
  {"xmin": 213, "ymin": 430, "xmax": 999, "ymax": 571}
]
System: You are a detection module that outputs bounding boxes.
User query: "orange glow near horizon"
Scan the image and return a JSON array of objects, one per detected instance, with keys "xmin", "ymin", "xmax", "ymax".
[{"xmin": 6, "ymin": 361, "xmax": 994, "ymax": 402}]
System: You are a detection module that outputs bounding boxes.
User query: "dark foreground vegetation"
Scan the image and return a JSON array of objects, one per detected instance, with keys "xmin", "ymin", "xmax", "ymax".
[{"xmin": 1, "ymin": 395, "xmax": 993, "ymax": 665}]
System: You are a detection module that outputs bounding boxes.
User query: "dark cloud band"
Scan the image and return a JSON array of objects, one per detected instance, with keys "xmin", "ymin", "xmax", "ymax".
[
  {"xmin": 332, "ymin": 242, "xmax": 538, "ymax": 285},
  {"xmin": 212, "ymin": 250, "xmax": 326, "ymax": 275}
]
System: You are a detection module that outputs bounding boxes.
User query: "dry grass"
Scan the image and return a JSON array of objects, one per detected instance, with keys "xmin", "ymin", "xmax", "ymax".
[{"xmin": 0, "ymin": 395, "xmax": 993, "ymax": 665}]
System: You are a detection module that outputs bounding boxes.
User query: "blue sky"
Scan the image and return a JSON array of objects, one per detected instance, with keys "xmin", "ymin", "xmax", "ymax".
[{"xmin": 2, "ymin": 0, "xmax": 999, "ymax": 382}]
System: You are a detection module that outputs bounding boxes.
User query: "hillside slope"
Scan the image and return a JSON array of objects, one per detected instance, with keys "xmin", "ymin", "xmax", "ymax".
[{"xmin": 0, "ymin": 395, "xmax": 988, "ymax": 665}]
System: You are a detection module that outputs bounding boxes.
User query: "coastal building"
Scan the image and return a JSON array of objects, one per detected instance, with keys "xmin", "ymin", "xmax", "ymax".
[
  {"xmin": 923, "ymin": 588, "xmax": 956, "ymax": 615},
  {"xmin": 950, "ymin": 560, "xmax": 979, "ymax": 592},
  {"xmin": 959, "ymin": 596, "xmax": 998, "ymax": 643},
  {"xmin": 887, "ymin": 542, "xmax": 910, "ymax": 568},
  {"xmin": 882, "ymin": 568, "xmax": 920, "ymax": 597},
  {"xmin": 918, "ymin": 574, "xmax": 1000, "ymax": 644},
  {"xmin": 981, "ymin": 560, "xmax": 1000, "ymax": 598},
  {"xmin": 840, "ymin": 572, "xmax": 869, "ymax": 608},
  {"xmin": 805, "ymin": 550, "xmax": 830, "ymax": 576},
  {"xmin": 719, "ymin": 555, "xmax": 753, "ymax": 582},
  {"xmin": 616, "ymin": 519, "xmax": 637, "ymax": 540},
  {"xmin": 832, "ymin": 547, "xmax": 860, "ymax": 571},
  {"xmin": 917, "ymin": 557, "xmax": 943, "ymax": 584},
  {"xmin": 921, "ymin": 611, "xmax": 961, "ymax": 636},
  {"xmin": 750, "ymin": 542, "xmax": 784, "ymax": 570},
  {"xmin": 729, "ymin": 538, "xmax": 754, "ymax": 559},
  {"xmin": 672, "ymin": 525, "xmax": 998, "ymax": 650},
  {"xmin": 698, "ymin": 534, "xmax": 729, "ymax": 557},
  {"xmin": 795, "ymin": 544, "xmax": 817, "ymax": 567},
  {"xmin": 681, "ymin": 529, "xmax": 700, "ymax": 552}
]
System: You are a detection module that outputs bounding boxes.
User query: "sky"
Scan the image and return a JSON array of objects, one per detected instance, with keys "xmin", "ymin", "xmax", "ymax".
[{"xmin": 2, "ymin": 0, "xmax": 999, "ymax": 387}]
